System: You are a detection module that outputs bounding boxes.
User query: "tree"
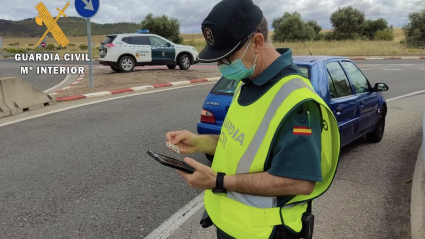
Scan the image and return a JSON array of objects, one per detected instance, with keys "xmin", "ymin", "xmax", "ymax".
[
  {"xmin": 140, "ymin": 13, "xmax": 184, "ymax": 44},
  {"xmin": 363, "ymin": 18, "xmax": 388, "ymax": 40},
  {"xmin": 330, "ymin": 6, "xmax": 366, "ymax": 40},
  {"xmin": 402, "ymin": 9, "xmax": 425, "ymax": 48},
  {"xmin": 272, "ymin": 12, "xmax": 317, "ymax": 42},
  {"xmin": 306, "ymin": 20, "xmax": 322, "ymax": 35}
]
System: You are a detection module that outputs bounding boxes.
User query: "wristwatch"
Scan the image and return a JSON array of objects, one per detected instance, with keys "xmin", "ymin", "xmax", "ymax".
[{"xmin": 212, "ymin": 172, "xmax": 227, "ymax": 194}]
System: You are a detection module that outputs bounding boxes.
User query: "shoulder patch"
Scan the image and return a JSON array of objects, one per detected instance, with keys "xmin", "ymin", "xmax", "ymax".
[{"xmin": 293, "ymin": 126, "xmax": 312, "ymax": 135}]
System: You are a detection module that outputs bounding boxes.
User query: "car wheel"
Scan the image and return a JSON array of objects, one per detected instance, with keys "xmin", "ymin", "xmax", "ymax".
[
  {"xmin": 178, "ymin": 54, "xmax": 191, "ymax": 70},
  {"xmin": 205, "ymin": 154, "xmax": 214, "ymax": 162},
  {"xmin": 366, "ymin": 108, "xmax": 386, "ymax": 143},
  {"xmin": 167, "ymin": 62, "xmax": 177, "ymax": 69},
  {"xmin": 110, "ymin": 66, "xmax": 122, "ymax": 72},
  {"xmin": 119, "ymin": 56, "xmax": 135, "ymax": 72}
]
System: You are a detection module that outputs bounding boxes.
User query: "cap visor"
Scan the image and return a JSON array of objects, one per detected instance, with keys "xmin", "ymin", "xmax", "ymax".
[{"xmin": 196, "ymin": 41, "xmax": 243, "ymax": 63}]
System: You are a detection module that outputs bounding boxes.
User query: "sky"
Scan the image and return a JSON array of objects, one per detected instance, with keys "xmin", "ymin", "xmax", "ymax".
[{"xmin": 0, "ymin": 0, "xmax": 420, "ymax": 34}]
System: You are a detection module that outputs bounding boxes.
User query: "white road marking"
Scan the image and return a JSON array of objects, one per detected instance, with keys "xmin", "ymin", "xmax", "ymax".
[
  {"xmin": 43, "ymin": 74, "xmax": 72, "ymax": 93},
  {"xmin": 386, "ymin": 90, "xmax": 425, "ymax": 102},
  {"xmin": 144, "ymin": 192, "xmax": 205, "ymax": 239},
  {"xmin": 389, "ymin": 64, "xmax": 414, "ymax": 65},
  {"xmin": 383, "ymin": 69, "xmax": 402, "ymax": 70}
]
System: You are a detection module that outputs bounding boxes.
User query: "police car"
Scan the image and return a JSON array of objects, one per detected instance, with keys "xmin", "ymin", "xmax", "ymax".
[{"xmin": 98, "ymin": 29, "xmax": 199, "ymax": 72}]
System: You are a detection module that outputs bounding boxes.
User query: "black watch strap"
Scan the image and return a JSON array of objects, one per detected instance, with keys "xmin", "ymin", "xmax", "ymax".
[{"xmin": 213, "ymin": 172, "xmax": 227, "ymax": 194}]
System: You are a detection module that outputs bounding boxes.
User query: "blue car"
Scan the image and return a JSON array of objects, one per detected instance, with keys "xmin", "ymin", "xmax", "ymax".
[{"xmin": 197, "ymin": 56, "xmax": 389, "ymax": 161}]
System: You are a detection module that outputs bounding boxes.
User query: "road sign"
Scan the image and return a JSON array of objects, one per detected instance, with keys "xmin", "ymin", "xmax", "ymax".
[
  {"xmin": 75, "ymin": 0, "xmax": 99, "ymax": 18},
  {"xmin": 41, "ymin": 42, "xmax": 46, "ymax": 48},
  {"xmin": 75, "ymin": 0, "xmax": 100, "ymax": 89}
]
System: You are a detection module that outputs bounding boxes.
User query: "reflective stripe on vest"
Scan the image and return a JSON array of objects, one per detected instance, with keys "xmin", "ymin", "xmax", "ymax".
[
  {"xmin": 204, "ymin": 75, "xmax": 340, "ymax": 239},
  {"xmin": 228, "ymin": 78, "xmax": 317, "ymax": 209}
]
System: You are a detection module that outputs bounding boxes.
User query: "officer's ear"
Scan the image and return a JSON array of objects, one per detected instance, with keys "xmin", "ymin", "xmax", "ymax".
[{"xmin": 252, "ymin": 33, "xmax": 264, "ymax": 53}]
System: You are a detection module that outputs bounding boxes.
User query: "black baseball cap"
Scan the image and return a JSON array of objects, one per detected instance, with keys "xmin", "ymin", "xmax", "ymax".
[{"xmin": 196, "ymin": 0, "xmax": 263, "ymax": 63}]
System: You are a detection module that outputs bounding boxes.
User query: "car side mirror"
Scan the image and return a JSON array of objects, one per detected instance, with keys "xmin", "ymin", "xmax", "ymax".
[{"xmin": 374, "ymin": 83, "xmax": 388, "ymax": 92}]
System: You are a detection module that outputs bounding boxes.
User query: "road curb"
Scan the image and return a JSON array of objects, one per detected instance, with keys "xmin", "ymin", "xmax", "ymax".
[
  {"xmin": 50, "ymin": 74, "xmax": 86, "ymax": 96},
  {"xmin": 53, "ymin": 77, "xmax": 221, "ymax": 102},
  {"xmin": 410, "ymin": 111, "xmax": 425, "ymax": 239}
]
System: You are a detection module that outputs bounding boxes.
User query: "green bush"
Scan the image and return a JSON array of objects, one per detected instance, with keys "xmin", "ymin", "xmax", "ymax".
[
  {"xmin": 28, "ymin": 44, "xmax": 34, "ymax": 47},
  {"xmin": 8, "ymin": 43, "xmax": 14, "ymax": 46},
  {"xmin": 46, "ymin": 44, "xmax": 56, "ymax": 50},
  {"xmin": 5, "ymin": 47, "xmax": 27, "ymax": 53},
  {"xmin": 324, "ymin": 31, "xmax": 335, "ymax": 41},
  {"xmin": 68, "ymin": 43, "xmax": 76, "ymax": 47},
  {"xmin": 26, "ymin": 48, "xmax": 32, "ymax": 51},
  {"xmin": 79, "ymin": 44, "xmax": 88, "ymax": 50},
  {"xmin": 374, "ymin": 28, "xmax": 394, "ymax": 41},
  {"xmin": 56, "ymin": 46, "xmax": 62, "ymax": 50},
  {"xmin": 400, "ymin": 39, "xmax": 406, "ymax": 44},
  {"xmin": 14, "ymin": 42, "xmax": 20, "ymax": 46},
  {"xmin": 314, "ymin": 33, "xmax": 326, "ymax": 41},
  {"xmin": 403, "ymin": 9, "xmax": 425, "ymax": 49}
]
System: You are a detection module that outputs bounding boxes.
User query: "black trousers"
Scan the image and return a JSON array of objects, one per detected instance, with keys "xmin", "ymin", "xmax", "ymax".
[{"xmin": 216, "ymin": 225, "xmax": 301, "ymax": 239}]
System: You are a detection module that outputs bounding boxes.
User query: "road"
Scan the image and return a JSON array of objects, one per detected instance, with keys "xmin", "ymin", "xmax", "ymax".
[
  {"xmin": 0, "ymin": 59, "xmax": 68, "ymax": 92},
  {"xmin": 1, "ymin": 56, "xmax": 424, "ymax": 93},
  {"xmin": 0, "ymin": 60, "xmax": 424, "ymax": 238}
]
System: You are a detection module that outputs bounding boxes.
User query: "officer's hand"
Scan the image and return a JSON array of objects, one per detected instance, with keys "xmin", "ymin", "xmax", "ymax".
[
  {"xmin": 176, "ymin": 157, "xmax": 216, "ymax": 190},
  {"xmin": 166, "ymin": 130, "xmax": 199, "ymax": 154}
]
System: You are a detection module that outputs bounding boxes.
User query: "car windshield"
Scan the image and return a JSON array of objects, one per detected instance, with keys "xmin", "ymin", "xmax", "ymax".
[{"xmin": 210, "ymin": 65, "xmax": 310, "ymax": 95}]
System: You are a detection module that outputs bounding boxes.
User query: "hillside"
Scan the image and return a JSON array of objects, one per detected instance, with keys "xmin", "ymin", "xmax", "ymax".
[{"xmin": 0, "ymin": 17, "xmax": 141, "ymax": 38}]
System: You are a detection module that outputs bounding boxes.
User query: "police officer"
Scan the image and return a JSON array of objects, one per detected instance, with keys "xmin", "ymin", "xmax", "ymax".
[{"xmin": 165, "ymin": 0, "xmax": 340, "ymax": 238}]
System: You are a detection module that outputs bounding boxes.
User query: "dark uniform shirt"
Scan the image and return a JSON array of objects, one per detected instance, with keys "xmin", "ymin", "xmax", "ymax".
[{"xmin": 216, "ymin": 48, "xmax": 323, "ymax": 239}]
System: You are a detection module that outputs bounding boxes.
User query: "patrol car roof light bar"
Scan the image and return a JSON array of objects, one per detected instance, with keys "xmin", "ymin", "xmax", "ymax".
[{"xmin": 135, "ymin": 29, "xmax": 150, "ymax": 34}]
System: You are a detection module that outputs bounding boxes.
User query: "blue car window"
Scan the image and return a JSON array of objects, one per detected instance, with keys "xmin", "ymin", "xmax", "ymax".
[
  {"xmin": 297, "ymin": 66, "xmax": 310, "ymax": 79},
  {"xmin": 341, "ymin": 61, "xmax": 370, "ymax": 94},
  {"xmin": 326, "ymin": 70, "xmax": 338, "ymax": 98},
  {"xmin": 326, "ymin": 62, "xmax": 353, "ymax": 97},
  {"xmin": 211, "ymin": 77, "xmax": 239, "ymax": 95}
]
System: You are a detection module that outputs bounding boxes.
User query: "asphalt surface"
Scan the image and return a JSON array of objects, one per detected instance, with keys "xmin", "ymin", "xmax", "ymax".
[
  {"xmin": 1, "ymin": 55, "xmax": 424, "ymax": 93},
  {"xmin": 0, "ymin": 60, "xmax": 68, "ymax": 92},
  {"xmin": 0, "ymin": 60, "xmax": 424, "ymax": 238}
]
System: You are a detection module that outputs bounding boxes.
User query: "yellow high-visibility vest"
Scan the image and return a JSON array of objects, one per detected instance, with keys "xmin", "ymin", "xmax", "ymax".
[{"xmin": 204, "ymin": 74, "xmax": 340, "ymax": 239}]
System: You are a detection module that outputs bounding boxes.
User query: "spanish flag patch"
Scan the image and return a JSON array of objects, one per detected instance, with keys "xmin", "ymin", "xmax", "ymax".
[{"xmin": 293, "ymin": 126, "xmax": 312, "ymax": 135}]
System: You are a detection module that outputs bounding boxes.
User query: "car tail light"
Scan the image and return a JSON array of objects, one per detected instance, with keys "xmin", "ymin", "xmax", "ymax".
[
  {"xmin": 104, "ymin": 43, "xmax": 115, "ymax": 48},
  {"xmin": 200, "ymin": 109, "xmax": 216, "ymax": 124}
]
